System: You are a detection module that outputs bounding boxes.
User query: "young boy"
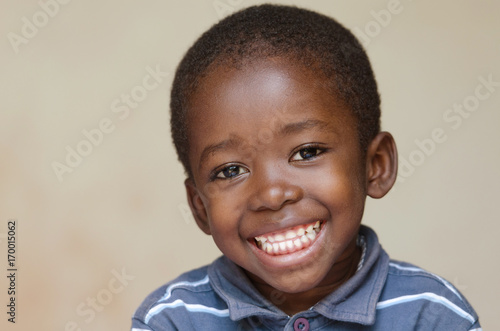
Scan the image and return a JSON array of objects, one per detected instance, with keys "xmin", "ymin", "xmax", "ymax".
[{"xmin": 132, "ymin": 5, "xmax": 480, "ymax": 330}]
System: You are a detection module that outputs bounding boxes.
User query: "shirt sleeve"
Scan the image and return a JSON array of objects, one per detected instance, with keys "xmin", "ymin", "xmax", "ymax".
[
  {"xmin": 131, "ymin": 317, "xmax": 156, "ymax": 331},
  {"xmin": 132, "ymin": 315, "xmax": 180, "ymax": 331},
  {"xmin": 468, "ymin": 321, "xmax": 482, "ymax": 331}
]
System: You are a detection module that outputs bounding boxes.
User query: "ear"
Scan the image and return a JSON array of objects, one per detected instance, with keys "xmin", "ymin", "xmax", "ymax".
[
  {"xmin": 365, "ymin": 132, "xmax": 398, "ymax": 199},
  {"xmin": 184, "ymin": 178, "xmax": 211, "ymax": 235}
]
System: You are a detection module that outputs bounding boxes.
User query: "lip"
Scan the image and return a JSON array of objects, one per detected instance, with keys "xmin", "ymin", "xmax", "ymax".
[{"xmin": 247, "ymin": 219, "xmax": 328, "ymax": 269}]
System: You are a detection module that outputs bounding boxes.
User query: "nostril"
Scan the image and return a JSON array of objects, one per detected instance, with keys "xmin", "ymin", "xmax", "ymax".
[{"xmin": 249, "ymin": 183, "xmax": 303, "ymax": 211}]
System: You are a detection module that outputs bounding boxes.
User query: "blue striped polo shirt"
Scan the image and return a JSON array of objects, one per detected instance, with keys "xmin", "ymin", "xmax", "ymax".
[{"xmin": 131, "ymin": 226, "xmax": 481, "ymax": 330}]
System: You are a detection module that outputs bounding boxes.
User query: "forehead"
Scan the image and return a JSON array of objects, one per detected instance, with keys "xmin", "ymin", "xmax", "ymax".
[{"xmin": 189, "ymin": 57, "xmax": 352, "ymax": 124}]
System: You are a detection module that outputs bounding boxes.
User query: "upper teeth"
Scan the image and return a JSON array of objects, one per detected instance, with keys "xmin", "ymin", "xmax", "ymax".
[{"xmin": 254, "ymin": 221, "xmax": 322, "ymax": 255}]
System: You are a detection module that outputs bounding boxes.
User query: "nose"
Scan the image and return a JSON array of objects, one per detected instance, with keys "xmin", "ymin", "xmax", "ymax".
[{"xmin": 247, "ymin": 166, "xmax": 303, "ymax": 211}]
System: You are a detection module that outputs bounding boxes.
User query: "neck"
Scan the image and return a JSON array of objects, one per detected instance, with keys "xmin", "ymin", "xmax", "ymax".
[{"xmin": 250, "ymin": 238, "xmax": 361, "ymax": 316}]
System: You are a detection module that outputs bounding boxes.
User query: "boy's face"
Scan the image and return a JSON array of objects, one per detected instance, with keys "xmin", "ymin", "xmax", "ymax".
[{"xmin": 185, "ymin": 57, "xmax": 368, "ymax": 294}]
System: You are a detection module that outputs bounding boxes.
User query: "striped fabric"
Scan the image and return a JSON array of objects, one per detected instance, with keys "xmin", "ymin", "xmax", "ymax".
[{"xmin": 131, "ymin": 226, "xmax": 481, "ymax": 330}]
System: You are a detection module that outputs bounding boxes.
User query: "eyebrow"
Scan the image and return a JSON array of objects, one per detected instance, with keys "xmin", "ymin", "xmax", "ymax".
[
  {"xmin": 278, "ymin": 119, "xmax": 331, "ymax": 136},
  {"xmin": 199, "ymin": 136, "xmax": 243, "ymax": 169}
]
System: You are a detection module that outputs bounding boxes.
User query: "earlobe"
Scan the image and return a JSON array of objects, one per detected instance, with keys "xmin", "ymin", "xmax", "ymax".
[
  {"xmin": 366, "ymin": 132, "xmax": 398, "ymax": 199},
  {"xmin": 184, "ymin": 179, "xmax": 211, "ymax": 235}
]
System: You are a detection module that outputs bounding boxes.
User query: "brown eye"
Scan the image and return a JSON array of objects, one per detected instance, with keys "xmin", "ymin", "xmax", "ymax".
[
  {"xmin": 216, "ymin": 165, "xmax": 248, "ymax": 179},
  {"xmin": 300, "ymin": 148, "xmax": 318, "ymax": 159},
  {"xmin": 291, "ymin": 147, "xmax": 321, "ymax": 161}
]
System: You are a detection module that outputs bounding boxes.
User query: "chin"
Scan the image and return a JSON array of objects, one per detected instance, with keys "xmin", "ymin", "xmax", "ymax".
[{"xmin": 262, "ymin": 268, "xmax": 326, "ymax": 294}]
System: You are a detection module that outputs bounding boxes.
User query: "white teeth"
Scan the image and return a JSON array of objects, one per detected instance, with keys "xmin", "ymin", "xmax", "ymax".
[
  {"xmin": 255, "ymin": 236, "xmax": 266, "ymax": 243},
  {"xmin": 254, "ymin": 221, "xmax": 322, "ymax": 255},
  {"xmin": 305, "ymin": 224, "xmax": 313, "ymax": 233},
  {"xmin": 279, "ymin": 242, "xmax": 286, "ymax": 251},
  {"xmin": 275, "ymin": 234, "xmax": 285, "ymax": 242},
  {"xmin": 306, "ymin": 231, "xmax": 316, "ymax": 241}
]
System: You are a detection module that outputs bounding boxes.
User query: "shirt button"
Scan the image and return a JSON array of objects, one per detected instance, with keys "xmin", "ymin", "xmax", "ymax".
[{"xmin": 293, "ymin": 317, "xmax": 309, "ymax": 331}]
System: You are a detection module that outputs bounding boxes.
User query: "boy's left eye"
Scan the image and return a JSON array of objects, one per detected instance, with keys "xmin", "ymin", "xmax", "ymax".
[
  {"xmin": 215, "ymin": 165, "xmax": 249, "ymax": 179},
  {"xmin": 290, "ymin": 147, "xmax": 323, "ymax": 161}
]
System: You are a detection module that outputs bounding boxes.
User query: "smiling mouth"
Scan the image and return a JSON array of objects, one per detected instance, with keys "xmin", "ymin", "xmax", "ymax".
[{"xmin": 253, "ymin": 221, "xmax": 323, "ymax": 255}]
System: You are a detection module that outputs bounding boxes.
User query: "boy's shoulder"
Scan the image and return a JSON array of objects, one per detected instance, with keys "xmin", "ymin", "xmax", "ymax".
[
  {"xmin": 131, "ymin": 260, "xmax": 235, "ymax": 330},
  {"xmin": 133, "ymin": 264, "xmax": 212, "ymax": 316},
  {"xmin": 376, "ymin": 259, "xmax": 481, "ymax": 330}
]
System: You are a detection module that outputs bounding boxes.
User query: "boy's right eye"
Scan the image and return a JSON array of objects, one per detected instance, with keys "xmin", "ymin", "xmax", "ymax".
[{"xmin": 215, "ymin": 165, "xmax": 249, "ymax": 179}]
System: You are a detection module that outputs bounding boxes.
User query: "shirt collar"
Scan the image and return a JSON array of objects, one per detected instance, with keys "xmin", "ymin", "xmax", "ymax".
[
  {"xmin": 208, "ymin": 225, "xmax": 389, "ymax": 325},
  {"xmin": 311, "ymin": 226, "xmax": 389, "ymax": 325}
]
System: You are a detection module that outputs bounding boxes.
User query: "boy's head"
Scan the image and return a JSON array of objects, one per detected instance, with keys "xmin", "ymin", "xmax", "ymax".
[
  {"xmin": 170, "ymin": 4, "xmax": 397, "ymax": 308},
  {"xmin": 171, "ymin": 4, "xmax": 382, "ymax": 179}
]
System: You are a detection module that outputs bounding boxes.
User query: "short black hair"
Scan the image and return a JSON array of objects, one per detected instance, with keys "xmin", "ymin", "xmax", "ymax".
[{"xmin": 170, "ymin": 4, "xmax": 381, "ymax": 178}]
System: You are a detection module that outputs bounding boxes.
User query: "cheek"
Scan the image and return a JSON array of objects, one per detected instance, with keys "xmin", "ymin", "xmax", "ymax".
[
  {"xmin": 204, "ymin": 191, "xmax": 247, "ymax": 239},
  {"xmin": 306, "ymin": 162, "xmax": 354, "ymax": 194},
  {"xmin": 304, "ymin": 162, "xmax": 365, "ymax": 213}
]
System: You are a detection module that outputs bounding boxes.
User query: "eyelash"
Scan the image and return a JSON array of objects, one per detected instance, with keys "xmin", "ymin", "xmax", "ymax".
[
  {"xmin": 212, "ymin": 164, "xmax": 249, "ymax": 181},
  {"xmin": 210, "ymin": 144, "xmax": 326, "ymax": 181},
  {"xmin": 290, "ymin": 144, "xmax": 325, "ymax": 162}
]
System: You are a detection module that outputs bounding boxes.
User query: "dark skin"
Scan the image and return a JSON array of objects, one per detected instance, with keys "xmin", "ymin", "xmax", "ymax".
[{"xmin": 184, "ymin": 57, "xmax": 397, "ymax": 315}]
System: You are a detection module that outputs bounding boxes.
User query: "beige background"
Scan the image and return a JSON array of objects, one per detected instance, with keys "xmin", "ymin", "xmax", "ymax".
[{"xmin": 1, "ymin": 0, "xmax": 499, "ymax": 330}]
